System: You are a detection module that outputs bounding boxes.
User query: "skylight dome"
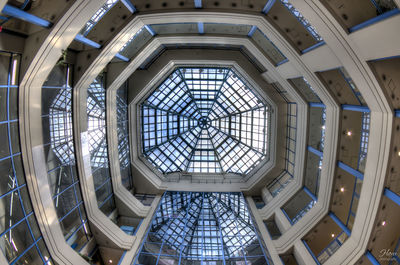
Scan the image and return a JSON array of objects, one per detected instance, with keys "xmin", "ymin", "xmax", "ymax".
[{"xmin": 140, "ymin": 67, "xmax": 271, "ymax": 176}]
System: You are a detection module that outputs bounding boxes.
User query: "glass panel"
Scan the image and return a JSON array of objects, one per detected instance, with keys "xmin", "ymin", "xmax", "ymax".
[
  {"xmin": 80, "ymin": 0, "xmax": 119, "ymax": 36},
  {"xmin": 86, "ymin": 72, "xmax": 116, "ymax": 216},
  {"xmin": 134, "ymin": 192, "xmax": 270, "ymax": 265},
  {"xmin": 0, "ymin": 51, "xmax": 53, "ymax": 262},
  {"xmin": 141, "ymin": 67, "xmax": 271, "ymax": 177},
  {"xmin": 41, "ymin": 63, "xmax": 92, "ymax": 254},
  {"xmin": 116, "ymin": 81, "xmax": 133, "ymax": 190},
  {"xmin": 0, "ymin": 220, "xmax": 34, "ymax": 263}
]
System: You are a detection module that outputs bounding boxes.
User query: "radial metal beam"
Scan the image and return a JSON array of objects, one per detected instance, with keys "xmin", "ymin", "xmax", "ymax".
[
  {"xmin": 120, "ymin": 0, "xmax": 136, "ymax": 13},
  {"xmin": 365, "ymin": 251, "xmax": 380, "ymax": 265},
  {"xmin": 337, "ymin": 161, "xmax": 364, "ymax": 180},
  {"xmin": 247, "ymin": 25, "xmax": 257, "ymax": 37},
  {"xmin": 309, "ymin": 102, "xmax": 325, "ymax": 108},
  {"xmin": 303, "ymin": 186, "xmax": 317, "ymax": 202},
  {"xmin": 384, "ymin": 188, "xmax": 400, "ymax": 206},
  {"xmin": 2, "ymin": 4, "xmax": 52, "ymax": 28},
  {"xmin": 74, "ymin": 34, "xmax": 101, "ymax": 49},
  {"xmin": 329, "ymin": 212, "xmax": 351, "ymax": 236},
  {"xmin": 308, "ymin": 146, "xmax": 323, "ymax": 158},
  {"xmin": 198, "ymin": 22, "xmax": 204, "ymax": 34},
  {"xmin": 145, "ymin": 25, "xmax": 156, "ymax": 36},
  {"xmin": 194, "ymin": 0, "xmax": 202, "ymax": 8},
  {"xmin": 262, "ymin": 0, "xmax": 276, "ymax": 14},
  {"xmin": 342, "ymin": 104, "xmax": 370, "ymax": 113}
]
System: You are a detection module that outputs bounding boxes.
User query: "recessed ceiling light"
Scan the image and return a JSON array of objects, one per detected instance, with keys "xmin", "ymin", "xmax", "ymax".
[
  {"xmin": 347, "ymin": 131, "xmax": 352, "ymax": 136},
  {"xmin": 331, "ymin": 233, "xmax": 335, "ymax": 238},
  {"xmin": 109, "ymin": 260, "xmax": 113, "ymax": 263},
  {"xmin": 382, "ymin": 221, "xmax": 386, "ymax": 226},
  {"xmin": 340, "ymin": 187, "xmax": 344, "ymax": 192}
]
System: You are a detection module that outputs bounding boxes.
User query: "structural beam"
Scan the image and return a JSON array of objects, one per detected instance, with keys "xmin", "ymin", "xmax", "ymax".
[
  {"xmin": 74, "ymin": 34, "xmax": 101, "ymax": 49},
  {"xmin": 301, "ymin": 41, "xmax": 326, "ymax": 54},
  {"xmin": 248, "ymin": 25, "xmax": 257, "ymax": 37},
  {"xmin": 309, "ymin": 102, "xmax": 325, "ymax": 108},
  {"xmin": 198, "ymin": 22, "xmax": 204, "ymax": 34},
  {"xmin": 308, "ymin": 146, "xmax": 323, "ymax": 158},
  {"xmin": 144, "ymin": 25, "xmax": 156, "ymax": 36},
  {"xmin": 384, "ymin": 188, "xmax": 400, "ymax": 206},
  {"xmin": 302, "ymin": 240, "xmax": 320, "ymax": 265},
  {"xmin": 120, "ymin": 0, "xmax": 136, "ymax": 13},
  {"xmin": 337, "ymin": 161, "xmax": 364, "ymax": 180},
  {"xmin": 2, "ymin": 4, "xmax": 52, "ymax": 28},
  {"xmin": 303, "ymin": 186, "xmax": 317, "ymax": 202},
  {"xmin": 365, "ymin": 251, "xmax": 380, "ymax": 265},
  {"xmin": 262, "ymin": 0, "xmax": 276, "ymax": 14},
  {"xmin": 341, "ymin": 104, "xmax": 370, "ymax": 113},
  {"xmin": 194, "ymin": 0, "xmax": 202, "ymax": 8},
  {"xmin": 115, "ymin": 53, "xmax": 130, "ymax": 62},
  {"xmin": 349, "ymin": 9, "xmax": 400, "ymax": 33},
  {"xmin": 276, "ymin": 58, "xmax": 289, "ymax": 66},
  {"xmin": 329, "ymin": 212, "xmax": 351, "ymax": 236}
]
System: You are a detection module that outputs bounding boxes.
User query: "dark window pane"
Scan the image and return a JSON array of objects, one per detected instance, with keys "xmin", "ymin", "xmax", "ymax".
[
  {"xmin": 0, "ymin": 54, "xmax": 10, "ymax": 85},
  {"xmin": 0, "ymin": 87, "xmax": 7, "ymax": 121},
  {"xmin": 10, "ymin": 122, "xmax": 20, "ymax": 154},
  {"xmin": 0, "ymin": 123, "xmax": 10, "ymax": 157},
  {"xmin": 9, "ymin": 87, "xmax": 18, "ymax": 120}
]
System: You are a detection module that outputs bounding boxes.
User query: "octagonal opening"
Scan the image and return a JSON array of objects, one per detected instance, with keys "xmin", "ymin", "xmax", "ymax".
[{"xmin": 140, "ymin": 66, "xmax": 271, "ymax": 177}]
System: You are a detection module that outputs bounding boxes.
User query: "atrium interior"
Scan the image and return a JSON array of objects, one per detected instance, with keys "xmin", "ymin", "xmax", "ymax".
[{"xmin": 0, "ymin": 0, "xmax": 399, "ymax": 264}]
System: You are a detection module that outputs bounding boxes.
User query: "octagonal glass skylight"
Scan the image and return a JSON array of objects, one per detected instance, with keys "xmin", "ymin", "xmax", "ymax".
[{"xmin": 140, "ymin": 67, "xmax": 270, "ymax": 176}]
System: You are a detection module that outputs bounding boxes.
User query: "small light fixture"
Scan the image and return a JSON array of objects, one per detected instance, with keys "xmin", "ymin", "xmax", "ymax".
[
  {"xmin": 346, "ymin": 131, "xmax": 352, "ymax": 136},
  {"xmin": 322, "ymin": 125, "xmax": 325, "ymax": 130},
  {"xmin": 382, "ymin": 221, "xmax": 386, "ymax": 226},
  {"xmin": 109, "ymin": 260, "xmax": 113, "ymax": 263},
  {"xmin": 331, "ymin": 233, "xmax": 335, "ymax": 238},
  {"xmin": 398, "ymin": 151, "xmax": 400, "ymax": 157},
  {"xmin": 340, "ymin": 187, "xmax": 345, "ymax": 192}
]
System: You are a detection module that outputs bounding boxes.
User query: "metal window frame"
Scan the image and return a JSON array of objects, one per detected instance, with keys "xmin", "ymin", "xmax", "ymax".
[{"xmin": 0, "ymin": 50, "xmax": 53, "ymax": 264}]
